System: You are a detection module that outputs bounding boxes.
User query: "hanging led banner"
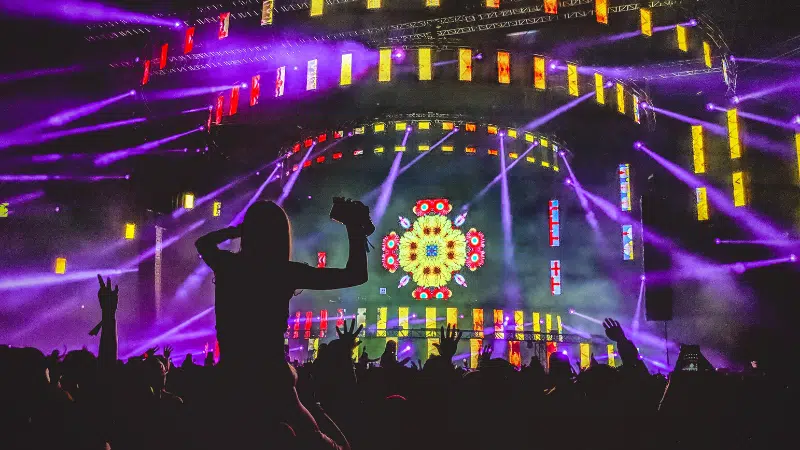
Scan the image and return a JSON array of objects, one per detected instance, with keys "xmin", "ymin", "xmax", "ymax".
[
  {"xmin": 549, "ymin": 260, "xmax": 562, "ymax": 295},
  {"xmin": 275, "ymin": 66, "xmax": 285, "ymax": 97},
  {"xmin": 548, "ymin": 200, "xmax": 560, "ymax": 247},
  {"xmin": 250, "ymin": 75, "xmax": 260, "ymax": 106},
  {"xmin": 619, "ymin": 164, "xmax": 632, "ymax": 211},
  {"xmin": 622, "ymin": 225, "xmax": 634, "ymax": 260}
]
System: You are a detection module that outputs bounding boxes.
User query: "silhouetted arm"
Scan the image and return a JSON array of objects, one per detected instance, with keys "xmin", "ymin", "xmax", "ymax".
[
  {"xmin": 292, "ymin": 226, "xmax": 368, "ymax": 290},
  {"xmin": 97, "ymin": 275, "xmax": 118, "ymax": 371},
  {"xmin": 195, "ymin": 226, "xmax": 239, "ymax": 270}
]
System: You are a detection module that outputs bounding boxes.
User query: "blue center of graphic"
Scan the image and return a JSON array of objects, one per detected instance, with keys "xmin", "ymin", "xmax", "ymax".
[{"xmin": 426, "ymin": 245, "xmax": 438, "ymax": 257}]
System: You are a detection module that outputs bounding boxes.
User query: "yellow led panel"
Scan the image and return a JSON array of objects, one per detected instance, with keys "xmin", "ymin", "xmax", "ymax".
[
  {"xmin": 398, "ymin": 306, "xmax": 409, "ymax": 337},
  {"xmin": 487, "ymin": 125, "xmax": 498, "ymax": 135},
  {"xmin": 55, "ymin": 257, "xmax": 67, "ymax": 275},
  {"xmin": 596, "ymin": 0, "xmax": 608, "ymax": 24},
  {"xmin": 465, "ymin": 146, "xmax": 476, "ymax": 154},
  {"xmin": 580, "ymin": 342, "xmax": 591, "ymax": 369},
  {"xmin": 212, "ymin": 201, "xmax": 222, "ymax": 217},
  {"xmin": 447, "ymin": 307, "xmax": 458, "ymax": 328},
  {"xmin": 677, "ymin": 25, "xmax": 688, "ymax": 52},
  {"xmin": 703, "ymin": 41, "xmax": 712, "ymax": 68},
  {"xmin": 540, "ymin": 138, "xmax": 549, "ymax": 147},
  {"xmin": 367, "ymin": 0, "xmax": 381, "ymax": 9},
  {"xmin": 458, "ymin": 48, "xmax": 472, "ymax": 81},
  {"xmin": 727, "ymin": 109, "xmax": 741, "ymax": 159},
  {"xmin": 442, "ymin": 121, "xmax": 455, "ymax": 130},
  {"xmin": 732, "ymin": 171, "xmax": 746, "ymax": 207},
  {"xmin": 441, "ymin": 145, "xmax": 454, "ymax": 152},
  {"xmin": 696, "ymin": 187, "xmax": 709, "ymax": 221},
  {"xmin": 378, "ymin": 48, "xmax": 391, "ymax": 82},
  {"xmin": 426, "ymin": 307, "xmax": 437, "ymax": 337},
  {"xmin": 426, "ymin": 0, "xmax": 440, "ymax": 6},
  {"xmin": 124, "ymin": 223, "xmax": 136, "ymax": 240},
  {"xmin": 465, "ymin": 123, "xmax": 476, "ymax": 132},
  {"xmin": 374, "ymin": 146, "xmax": 384, "ymax": 153},
  {"xmin": 354, "ymin": 126, "xmax": 365, "ymax": 135},
  {"xmin": 608, "ymin": 344, "xmax": 616, "ymax": 367},
  {"xmin": 340, "ymin": 53, "xmax": 352, "ymax": 86},
  {"xmin": 376, "ymin": 307, "xmax": 387, "ymax": 337},
  {"xmin": 567, "ymin": 63, "xmax": 579, "ymax": 97},
  {"xmin": 524, "ymin": 132, "xmax": 535, "ymax": 142},
  {"xmin": 418, "ymin": 121, "xmax": 430, "ymax": 130},
  {"xmin": 497, "ymin": 51, "xmax": 510, "ymax": 84},
  {"xmin": 374, "ymin": 122, "xmax": 385, "ymax": 133},
  {"xmin": 395, "ymin": 146, "xmax": 406, "ymax": 152},
  {"xmin": 616, "ymin": 83, "xmax": 625, "ymax": 114},
  {"xmin": 541, "ymin": 160, "xmax": 550, "ymax": 167},
  {"xmin": 533, "ymin": 312, "xmax": 541, "ymax": 340},
  {"xmin": 507, "ymin": 128, "xmax": 517, "ymax": 138},
  {"xmin": 418, "ymin": 144, "xmax": 430, "ymax": 151},
  {"xmin": 509, "ymin": 152, "xmax": 518, "ymax": 159},
  {"xmin": 533, "ymin": 55, "xmax": 546, "ymax": 90},
  {"xmin": 594, "ymin": 73, "xmax": 605, "ymax": 104},
  {"xmin": 692, "ymin": 125, "xmax": 705, "ymax": 174},
  {"xmin": 418, "ymin": 47, "xmax": 432, "ymax": 81},
  {"xmin": 395, "ymin": 121, "xmax": 407, "ymax": 131},
  {"xmin": 310, "ymin": 0, "xmax": 323, "ymax": 17},
  {"xmin": 183, "ymin": 193, "xmax": 195, "ymax": 210},
  {"xmin": 526, "ymin": 156, "xmax": 536, "ymax": 163},
  {"xmin": 640, "ymin": 8, "xmax": 652, "ymax": 37}
]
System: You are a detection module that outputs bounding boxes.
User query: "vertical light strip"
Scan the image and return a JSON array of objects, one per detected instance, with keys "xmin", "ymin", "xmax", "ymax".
[
  {"xmin": 580, "ymin": 343, "xmax": 591, "ymax": 369},
  {"xmin": 514, "ymin": 310, "xmax": 524, "ymax": 340},
  {"xmin": 426, "ymin": 307, "xmax": 437, "ymax": 337},
  {"xmin": 229, "ymin": 86, "xmax": 239, "ymax": 115},
  {"xmin": 533, "ymin": 55, "xmax": 546, "ymax": 90},
  {"xmin": 594, "ymin": 73, "xmax": 605, "ymax": 104},
  {"xmin": 378, "ymin": 48, "xmax": 391, "ymax": 82},
  {"xmin": 796, "ymin": 133, "xmax": 800, "ymax": 180},
  {"xmin": 550, "ymin": 260, "xmax": 562, "ymax": 295},
  {"xmin": 250, "ymin": 74, "xmax": 260, "ymax": 106},
  {"xmin": 306, "ymin": 59, "xmax": 318, "ymax": 91},
  {"xmin": 398, "ymin": 306, "xmax": 409, "ymax": 338},
  {"xmin": 309, "ymin": 338, "xmax": 319, "ymax": 360},
  {"xmin": 692, "ymin": 125, "xmax": 706, "ymax": 173},
  {"xmin": 509, "ymin": 341, "xmax": 521, "ymax": 367},
  {"xmin": 533, "ymin": 312, "xmax": 541, "ymax": 340},
  {"xmin": 640, "ymin": 8, "xmax": 652, "ymax": 37},
  {"xmin": 473, "ymin": 308, "xmax": 484, "ymax": 338},
  {"xmin": 549, "ymin": 199, "xmax": 560, "ymax": 247},
  {"xmin": 470, "ymin": 338, "xmax": 482, "ymax": 368},
  {"xmin": 677, "ymin": 25, "xmax": 688, "ymax": 51},
  {"xmin": 557, "ymin": 315, "xmax": 563, "ymax": 342},
  {"xmin": 376, "ymin": 307, "xmax": 387, "ymax": 337},
  {"xmin": 567, "ymin": 63, "xmax": 579, "ymax": 97},
  {"xmin": 446, "ymin": 307, "xmax": 458, "ymax": 329},
  {"xmin": 261, "ymin": 0, "xmax": 274, "ymax": 25},
  {"xmin": 545, "ymin": 314, "xmax": 553, "ymax": 340},
  {"xmin": 459, "ymin": 48, "xmax": 472, "ymax": 81},
  {"xmin": 340, "ymin": 53, "xmax": 353, "ymax": 86},
  {"xmin": 623, "ymin": 224, "xmax": 634, "ymax": 260},
  {"xmin": 494, "ymin": 309, "xmax": 504, "ymax": 339},
  {"xmin": 632, "ymin": 95, "xmax": 641, "ymax": 124},
  {"xmin": 427, "ymin": 338, "xmax": 440, "ymax": 359},
  {"xmin": 275, "ymin": 66, "xmax": 285, "ymax": 97},
  {"xmin": 310, "ymin": 0, "xmax": 323, "ymax": 16},
  {"xmin": 544, "ymin": 0, "xmax": 558, "ymax": 14},
  {"xmin": 619, "ymin": 163, "xmax": 632, "ymax": 211},
  {"xmin": 595, "ymin": 0, "xmax": 608, "ymax": 24},
  {"xmin": 616, "ymin": 83, "xmax": 625, "ymax": 114},
  {"xmin": 497, "ymin": 51, "xmax": 510, "ymax": 84},
  {"xmin": 727, "ymin": 109, "xmax": 742, "ymax": 159},
  {"xmin": 367, "ymin": 0, "xmax": 381, "ymax": 9},
  {"xmin": 304, "ymin": 311, "xmax": 313, "ymax": 339},
  {"xmin": 696, "ymin": 187, "xmax": 709, "ymax": 221},
  {"xmin": 154, "ymin": 226, "xmax": 163, "ymax": 317},
  {"xmin": 356, "ymin": 308, "xmax": 367, "ymax": 336},
  {"xmin": 607, "ymin": 344, "xmax": 616, "ymax": 367},
  {"xmin": 418, "ymin": 47, "xmax": 432, "ymax": 81},
  {"xmin": 732, "ymin": 171, "xmax": 746, "ymax": 207},
  {"xmin": 703, "ymin": 41, "xmax": 712, "ymax": 68}
]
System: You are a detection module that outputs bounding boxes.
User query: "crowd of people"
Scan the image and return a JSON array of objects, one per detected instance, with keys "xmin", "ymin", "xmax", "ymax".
[{"xmin": 2, "ymin": 200, "xmax": 792, "ymax": 449}]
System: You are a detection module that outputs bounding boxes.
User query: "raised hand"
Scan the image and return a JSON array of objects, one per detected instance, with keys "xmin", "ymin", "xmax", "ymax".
[
  {"xmin": 97, "ymin": 275, "xmax": 119, "ymax": 314},
  {"xmin": 433, "ymin": 324, "xmax": 462, "ymax": 361},
  {"xmin": 163, "ymin": 345, "xmax": 173, "ymax": 362},
  {"xmin": 602, "ymin": 318, "xmax": 626, "ymax": 342},
  {"xmin": 335, "ymin": 319, "xmax": 363, "ymax": 350},
  {"xmin": 146, "ymin": 346, "xmax": 159, "ymax": 358},
  {"xmin": 478, "ymin": 343, "xmax": 493, "ymax": 368}
]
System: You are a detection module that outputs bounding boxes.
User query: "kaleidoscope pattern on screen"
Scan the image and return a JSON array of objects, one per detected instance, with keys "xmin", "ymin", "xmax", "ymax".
[{"xmin": 381, "ymin": 198, "xmax": 486, "ymax": 299}]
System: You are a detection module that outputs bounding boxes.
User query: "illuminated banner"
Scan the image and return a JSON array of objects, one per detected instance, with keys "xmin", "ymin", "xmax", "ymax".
[
  {"xmin": 550, "ymin": 260, "xmax": 562, "ymax": 295},
  {"xmin": 229, "ymin": 86, "xmax": 239, "ymax": 115},
  {"xmin": 0, "ymin": 203, "xmax": 7, "ymax": 218},
  {"xmin": 261, "ymin": 0, "xmax": 274, "ymax": 25},
  {"xmin": 307, "ymin": 59, "xmax": 318, "ymax": 91},
  {"xmin": 727, "ymin": 109, "xmax": 741, "ymax": 159},
  {"xmin": 320, "ymin": 309, "xmax": 328, "ymax": 337},
  {"xmin": 379, "ymin": 48, "xmax": 391, "ymax": 82},
  {"xmin": 470, "ymin": 339, "xmax": 482, "ymax": 368},
  {"xmin": 616, "ymin": 83, "xmax": 625, "ymax": 114},
  {"xmin": 215, "ymin": 94, "xmax": 224, "ymax": 124},
  {"xmin": 250, "ymin": 75, "xmax": 260, "ymax": 106},
  {"xmin": 493, "ymin": 309, "xmax": 504, "ymax": 339},
  {"xmin": 275, "ymin": 66, "xmax": 285, "ymax": 97},
  {"xmin": 304, "ymin": 311, "xmax": 312, "ymax": 339},
  {"xmin": 184, "ymin": 27, "xmax": 195, "ymax": 54},
  {"xmin": 692, "ymin": 125, "xmax": 705, "ymax": 173},
  {"xmin": 419, "ymin": 47, "xmax": 432, "ymax": 81},
  {"xmin": 534, "ymin": 55, "xmax": 546, "ymax": 90},
  {"xmin": 594, "ymin": 73, "xmax": 605, "ymax": 104},
  {"xmin": 356, "ymin": 308, "xmax": 366, "ymax": 337},
  {"xmin": 292, "ymin": 311, "xmax": 301, "ymax": 338},
  {"xmin": 367, "ymin": 0, "xmax": 381, "ymax": 9},
  {"xmin": 459, "ymin": 48, "xmax": 472, "ymax": 81},
  {"xmin": 544, "ymin": 0, "xmax": 557, "ymax": 15},
  {"xmin": 622, "ymin": 225, "xmax": 634, "ymax": 260},
  {"xmin": 427, "ymin": 307, "xmax": 437, "ymax": 337},
  {"xmin": 596, "ymin": 0, "xmax": 608, "ymax": 24},
  {"xmin": 159, "ymin": 43, "xmax": 168, "ymax": 70},
  {"xmin": 548, "ymin": 200, "xmax": 560, "ymax": 247},
  {"xmin": 142, "ymin": 60, "xmax": 150, "ymax": 85},
  {"xmin": 514, "ymin": 310, "xmax": 524, "ymax": 340},
  {"xmin": 632, "ymin": 95, "xmax": 641, "ymax": 124},
  {"xmin": 509, "ymin": 341, "xmax": 521, "ymax": 367},
  {"xmin": 486, "ymin": 0, "xmax": 500, "ymax": 8},
  {"xmin": 340, "ymin": 53, "xmax": 352, "ymax": 86},
  {"xmin": 497, "ymin": 51, "xmax": 510, "ymax": 84},
  {"xmin": 640, "ymin": 8, "xmax": 652, "ymax": 37},
  {"xmin": 619, "ymin": 163, "xmax": 632, "ymax": 211},
  {"xmin": 472, "ymin": 308, "xmax": 484, "ymax": 338},
  {"xmin": 219, "ymin": 12, "xmax": 230, "ymax": 39},
  {"xmin": 310, "ymin": 0, "xmax": 323, "ymax": 17},
  {"xmin": 703, "ymin": 41, "xmax": 712, "ymax": 68},
  {"xmin": 696, "ymin": 187, "xmax": 709, "ymax": 221},
  {"xmin": 732, "ymin": 171, "xmax": 746, "ymax": 207},
  {"xmin": 377, "ymin": 307, "xmax": 387, "ymax": 337},
  {"xmin": 677, "ymin": 25, "xmax": 688, "ymax": 51},
  {"xmin": 317, "ymin": 251, "xmax": 326, "ymax": 268},
  {"xmin": 567, "ymin": 63, "xmax": 578, "ymax": 96},
  {"xmin": 580, "ymin": 343, "xmax": 591, "ymax": 369},
  {"xmin": 398, "ymin": 306, "xmax": 409, "ymax": 337}
]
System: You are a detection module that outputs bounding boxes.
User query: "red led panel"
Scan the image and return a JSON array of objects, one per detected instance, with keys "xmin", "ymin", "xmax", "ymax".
[
  {"xmin": 303, "ymin": 160, "xmax": 312, "ymax": 168},
  {"xmin": 304, "ymin": 138, "xmax": 313, "ymax": 148},
  {"xmin": 159, "ymin": 43, "xmax": 168, "ymax": 70},
  {"xmin": 215, "ymin": 95, "xmax": 224, "ymax": 124},
  {"xmin": 292, "ymin": 143, "xmax": 301, "ymax": 153},
  {"xmin": 184, "ymin": 27, "xmax": 195, "ymax": 54},
  {"xmin": 142, "ymin": 60, "xmax": 151, "ymax": 85},
  {"xmin": 229, "ymin": 86, "xmax": 240, "ymax": 115},
  {"xmin": 316, "ymin": 156, "xmax": 326, "ymax": 164},
  {"xmin": 318, "ymin": 133, "xmax": 327, "ymax": 143},
  {"xmin": 332, "ymin": 152, "xmax": 343, "ymax": 159},
  {"xmin": 250, "ymin": 74, "xmax": 260, "ymax": 106},
  {"xmin": 320, "ymin": 309, "xmax": 328, "ymax": 338}
]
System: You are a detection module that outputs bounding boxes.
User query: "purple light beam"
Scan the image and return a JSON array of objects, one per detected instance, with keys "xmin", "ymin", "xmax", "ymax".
[
  {"xmin": 523, "ymin": 92, "xmax": 595, "ymax": 130},
  {"xmin": 277, "ymin": 144, "xmax": 316, "ymax": 206},
  {"xmin": 94, "ymin": 126, "xmax": 204, "ymax": 166}
]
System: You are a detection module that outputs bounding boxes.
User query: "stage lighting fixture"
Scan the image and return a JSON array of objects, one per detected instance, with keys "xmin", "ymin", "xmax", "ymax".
[
  {"xmin": 791, "ymin": 254, "xmax": 797, "ymax": 262},
  {"xmin": 732, "ymin": 171, "xmax": 746, "ymax": 207},
  {"xmin": 488, "ymin": 149, "xmax": 498, "ymax": 156},
  {"xmin": 640, "ymin": 274, "xmax": 646, "ymax": 281},
  {"xmin": 353, "ymin": 149, "xmax": 364, "ymax": 156},
  {"xmin": 441, "ymin": 145, "xmax": 454, "ymax": 152},
  {"xmin": 567, "ymin": 63, "xmax": 579, "ymax": 97},
  {"xmin": 374, "ymin": 146, "xmax": 384, "ymax": 154},
  {"xmin": 212, "ymin": 201, "xmax": 222, "ymax": 217},
  {"xmin": 316, "ymin": 156, "xmax": 325, "ymax": 164},
  {"xmin": 367, "ymin": 0, "xmax": 381, "ymax": 9},
  {"xmin": 261, "ymin": 0, "xmax": 274, "ymax": 25},
  {"xmin": 183, "ymin": 193, "xmax": 195, "ymax": 210},
  {"xmin": 692, "ymin": 126, "xmax": 706, "ymax": 174},
  {"xmin": 706, "ymin": 103, "xmax": 715, "ymax": 111},
  {"xmin": 544, "ymin": 0, "xmax": 557, "ymax": 14},
  {"xmin": 541, "ymin": 160, "xmax": 550, "ymax": 168},
  {"xmin": 714, "ymin": 238, "xmax": 721, "ymax": 244},
  {"xmin": 354, "ymin": 126, "xmax": 365, "ymax": 135},
  {"xmin": 497, "ymin": 51, "xmax": 510, "ymax": 84},
  {"xmin": 486, "ymin": 0, "xmax": 499, "ymax": 8},
  {"xmin": 310, "ymin": 0, "xmax": 323, "ymax": 16},
  {"xmin": 374, "ymin": 122, "xmax": 385, "ymax": 133},
  {"xmin": 54, "ymin": 257, "xmax": 67, "ymax": 275},
  {"xmin": 533, "ymin": 55, "xmax": 546, "ymax": 90},
  {"xmin": 633, "ymin": 141, "xmax": 643, "ymax": 150},
  {"xmin": 303, "ymin": 160, "xmax": 312, "ymax": 168},
  {"xmin": 124, "ymin": 223, "xmax": 136, "ymax": 240},
  {"xmin": 727, "ymin": 109, "xmax": 742, "ymax": 159},
  {"xmin": 498, "ymin": 131, "xmax": 505, "ymax": 137},
  {"xmin": 676, "ymin": 25, "xmax": 688, "ymax": 52},
  {"xmin": 731, "ymin": 96, "xmax": 740, "ymax": 105},
  {"xmin": 332, "ymin": 152, "xmax": 343, "ymax": 160},
  {"xmin": 395, "ymin": 121, "xmax": 407, "ymax": 131},
  {"xmin": 442, "ymin": 121, "xmax": 454, "ymax": 130},
  {"xmin": 418, "ymin": 121, "xmax": 430, "ymax": 130},
  {"xmin": 594, "ymin": 73, "xmax": 605, "ymax": 104},
  {"xmin": 426, "ymin": 0, "xmax": 440, "ymax": 6},
  {"xmin": 524, "ymin": 132, "xmax": 535, "ymax": 143},
  {"xmin": 418, "ymin": 47, "xmax": 432, "ymax": 81},
  {"xmin": 703, "ymin": 41, "xmax": 712, "ymax": 68},
  {"xmin": 640, "ymin": 8, "xmax": 652, "ymax": 37},
  {"xmin": 549, "ymin": 61, "xmax": 558, "ymax": 70}
]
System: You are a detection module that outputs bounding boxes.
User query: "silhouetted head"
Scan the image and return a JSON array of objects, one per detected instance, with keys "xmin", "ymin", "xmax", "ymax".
[
  {"xmin": 241, "ymin": 201, "xmax": 292, "ymax": 261},
  {"xmin": 384, "ymin": 340, "xmax": 397, "ymax": 354}
]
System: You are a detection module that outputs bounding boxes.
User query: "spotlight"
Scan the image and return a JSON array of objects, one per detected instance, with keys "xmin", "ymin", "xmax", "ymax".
[
  {"xmin": 347, "ymin": 131, "xmax": 354, "ymax": 137},
  {"xmin": 174, "ymin": 21, "xmax": 182, "ymax": 28},
  {"xmin": 568, "ymin": 308, "xmax": 575, "ymax": 314},
  {"xmin": 475, "ymin": 52, "xmax": 483, "ymax": 60},
  {"xmin": 714, "ymin": 238, "xmax": 721, "ymax": 244},
  {"xmin": 564, "ymin": 178, "xmax": 573, "ymax": 186},
  {"xmin": 688, "ymin": 19, "xmax": 698, "ymax": 26},
  {"xmin": 459, "ymin": 314, "xmax": 464, "ymax": 319},
  {"xmin": 731, "ymin": 96, "xmax": 740, "ymax": 105},
  {"xmin": 453, "ymin": 127, "xmax": 459, "ymax": 132},
  {"xmin": 293, "ymin": 66, "xmax": 298, "ymax": 71},
  {"xmin": 198, "ymin": 125, "xmax": 205, "ymax": 131},
  {"xmin": 499, "ymin": 131, "xmax": 505, "ymax": 137},
  {"xmin": 405, "ymin": 345, "xmax": 411, "ymax": 351},
  {"xmin": 54, "ymin": 206, "xmax": 60, "ymax": 212},
  {"xmin": 732, "ymin": 263, "xmax": 746, "ymax": 274},
  {"xmin": 129, "ymin": 89, "xmax": 137, "ymax": 96},
  {"xmin": 792, "ymin": 115, "xmax": 800, "ymax": 125},
  {"xmin": 633, "ymin": 141, "xmax": 643, "ymax": 150},
  {"xmin": 307, "ymin": 195, "xmax": 312, "ymax": 199},
  {"xmin": 125, "ymin": 174, "xmax": 130, "ymax": 180},
  {"xmin": 706, "ymin": 103, "xmax": 715, "ymax": 111},
  {"xmin": 549, "ymin": 61, "xmax": 558, "ymax": 70},
  {"xmin": 134, "ymin": 57, "xmax": 140, "ymax": 63},
  {"xmin": 558, "ymin": 150, "xmax": 566, "ymax": 157},
  {"xmin": 639, "ymin": 102, "xmax": 649, "ymax": 110},
  {"xmin": 411, "ymin": 313, "xmax": 417, "ymax": 318},
  {"xmin": 729, "ymin": 55, "xmax": 736, "ymax": 62},
  {"xmin": 605, "ymin": 81, "xmax": 614, "ymax": 88},
  {"xmin": 791, "ymin": 254, "xmax": 797, "ymax": 262},
  {"xmin": 640, "ymin": 274, "xmax": 646, "ymax": 281},
  {"xmin": 241, "ymin": 82, "xmax": 248, "ymax": 88},
  {"xmin": 561, "ymin": 350, "xmax": 568, "ymax": 355},
  {"xmin": 406, "ymin": 126, "xmax": 412, "ymax": 132}
]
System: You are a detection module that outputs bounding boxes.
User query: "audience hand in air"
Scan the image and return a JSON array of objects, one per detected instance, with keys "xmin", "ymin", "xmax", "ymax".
[
  {"xmin": 433, "ymin": 324, "xmax": 463, "ymax": 361},
  {"xmin": 96, "ymin": 275, "xmax": 118, "ymax": 314},
  {"xmin": 603, "ymin": 318, "xmax": 626, "ymax": 343},
  {"xmin": 335, "ymin": 319, "xmax": 363, "ymax": 350},
  {"xmin": 478, "ymin": 343, "xmax": 493, "ymax": 368}
]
